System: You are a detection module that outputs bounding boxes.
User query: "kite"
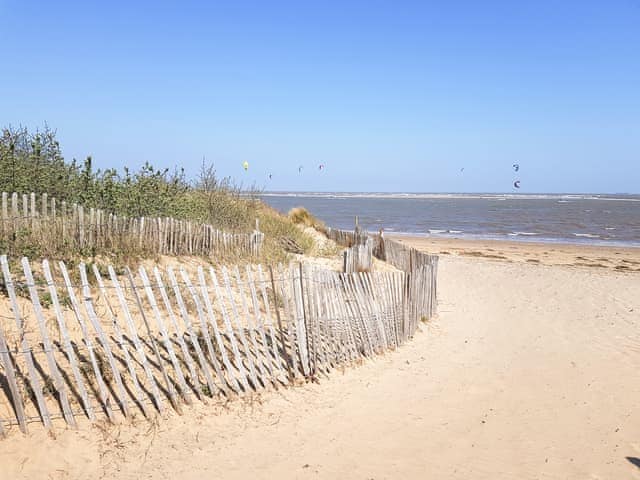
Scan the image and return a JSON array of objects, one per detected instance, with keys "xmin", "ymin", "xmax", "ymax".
[
  {"xmin": 319, "ymin": 164, "xmax": 325, "ymax": 171},
  {"xmin": 513, "ymin": 163, "xmax": 520, "ymax": 172},
  {"xmin": 268, "ymin": 173, "xmax": 272, "ymax": 180},
  {"xmin": 298, "ymin": 165, "xmax": 304, "ymax": 174},
  {"xmin": 242, "ymin": 161, "xmax": 249, "ymax": 171},
  {"xmin": 513, "ymin": 180, "xmax": 521, "ymax": 189}
]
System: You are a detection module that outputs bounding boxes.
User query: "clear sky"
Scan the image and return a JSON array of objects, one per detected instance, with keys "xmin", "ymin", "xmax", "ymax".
[{"xmin": 1, "ymin": 1, "xmax": 639, "ymax": 193}]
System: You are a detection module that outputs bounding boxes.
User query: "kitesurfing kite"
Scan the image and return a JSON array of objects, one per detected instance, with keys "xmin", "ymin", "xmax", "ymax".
[
  {"xmin": 242, "ymin": 161, "xmax": 249, "ymax": 171},
  {"xmin": 318, "ymin": 164, "xmax": 325, "ymax": 171},
  {"xmin": 513, "ymin": 163, "xmax": 520, "ymax": 172},
  {"xmin": 513, "ymin": 180, "xmax": 521, "ymax": 189},
  {"xmin": 298, "ymin": 165, "xmax": 303, "ymax": 174},
  {"xmin": 268, "ymin": 173, "xmax": 272, "ymax": 180},
  {"xmin": 460, "ymin": 167, "xmax": 465, "ymax": 173}
]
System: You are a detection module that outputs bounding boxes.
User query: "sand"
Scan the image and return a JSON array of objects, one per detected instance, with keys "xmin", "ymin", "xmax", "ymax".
[
  {"xmin": 388, "ymin": 234, "xmax": 640, "ymax": 272},
  {"xmin": 1, "ymin": 238, "xmax": 639, "ymax": 479}
]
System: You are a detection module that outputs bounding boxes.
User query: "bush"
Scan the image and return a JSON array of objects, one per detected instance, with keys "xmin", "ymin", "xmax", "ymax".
[
  {"xmin": 0, "ymin": 125, "xmax": 315, "ymax": 264},
  {"xmin": 288, "ymin": 207, "xmax": 326, "ymax": 232}
]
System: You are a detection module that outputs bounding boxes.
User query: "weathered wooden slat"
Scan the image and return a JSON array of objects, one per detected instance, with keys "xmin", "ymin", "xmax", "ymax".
[
  {"xmin": 382, "ymin": 272, "xmax": 396, "ymax": 347},
  {"xmin": 294, "ymin": 263, "xmax": 313, "ymax": 377},
  {"xmin": 1, "ymin": 255, "xmax": 52, "ymax": 429},
  {"xmin": 342, "ymin": 273, "xmax": 372, "ymax": 357},
  {"xmin": 152, "ymin": 267, "xmax": 202, "ymax": 401},
  {"xmin": 108, "ymin": 266, "xmax": 164, "ymax": 413},
  {"xmin": 139, "ymin": 266, "xmax": 191, "ymax": 405},
  {"xmin": 336, "ymin": 273, "xmax": 364, "ymax": 360},
  {"xmin": 166, "ymin": 267, "xmax": 218, "ymax": 398},
  {"xmin": 220, "ymin": 266, "xmax": 260, "ymax": 390},
  {"xmin": 91, "ymin": 265, "xmax": 150, "ymax": 418},
  {"xmin": 277, "ymin": 263, "xmax": 300, "ymax": 378},
  {"xmin": 329, "ymin": 270, "xmax": 351, "ymax": 364},
  {"xmin": 21, "ymin": 258, "xmax": 76, "ymax": 427},
  {"xmin": 207, "ymin": 267, "xmax": 251, "ymax": 392},
  {"xmin": 126, "ymin": 267, "xmax": 180, "ymax": 413},
  {"xmin": 58, "ymin": 261, "xmax": 115, "ymax": 422},
  {"xmin": 316, "ymin": 270, "xmax": 340, "ymax": 366},
  {"xmin": 0, "ymin": 317, "xmax": 28, "ymax": 433},
  {"xmin": 313, "ymin": 268, "xmax": 332, "ymax": 371},
  {"xmin": 363, "ymin": 272, "xmax": 387, "ymax": 351},
  {"xmin": 245, "ymin": 265, "xmax": 279, "ymax": 387},
  {"xmin": 267, "ymin": 265, "xmax": 295, "ymax": 383},
  {"xmin": 182, "ymin": 268, "xmax": 233, "ymax": 396},
  {"xmin": 256, "ymin": 265, "xmax": 287, "ymax": 378},
  {"xmin": 300, "ymin": 264, "xmax": 322, "ymax": 375},
  {"xmin": 42, "ymin": 260, "xmax": 95, "ymax": 421},
  {"xmin": 325, "ymin": 271, "xmax": 348, "ymax": 363},
  {"xmin": 334, "ymin": 270, "xmax": 358, "ymax": 363},
  {"xmin": 308, "ymin": 267, "xmax": 331, "ymax": 371},
  {"xmin": 348, "ymin": 273, "xmax": 377, "ymax": 354},
  {"xmin": 232, "ymin": 266, "xmax": 270, "ymax": 388},
  {"xmin": 78, "ymin": 264, "xmax": 131, "ymax": 418}
]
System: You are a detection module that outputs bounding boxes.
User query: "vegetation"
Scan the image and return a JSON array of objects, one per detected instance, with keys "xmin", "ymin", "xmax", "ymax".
[
  {"xmin": 0, "ymin": 125, "xmax": 313, "ymax": 263},
  {"xmin": 288, "ymin": 207, "xmax": 326, "ymax": 232}
]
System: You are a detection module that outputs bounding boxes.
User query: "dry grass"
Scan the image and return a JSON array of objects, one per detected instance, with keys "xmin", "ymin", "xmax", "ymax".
[{"xmin": 287, "ymin": 207, "xmax": 326, "ymax": 233}]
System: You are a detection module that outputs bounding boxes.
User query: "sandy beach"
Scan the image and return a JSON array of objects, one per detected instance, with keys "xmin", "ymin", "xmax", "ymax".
[
  {"xmin": 389, "ymin": 235, "xmax": 640, "ymax": 272},
  {"xmin": 1, "ymin": 238, "xmax": 639, "ymax": 479}
]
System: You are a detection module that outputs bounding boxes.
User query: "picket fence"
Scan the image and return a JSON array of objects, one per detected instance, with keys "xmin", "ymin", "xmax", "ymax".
[
  {"xmin": 0, "ymin": 192, "xmax": 264, "ymax": 256},
  {"xmin": 326, "ymin": 226, "xmax": 369, "ymax": 248},
  {"xmin": 0, "ymin": 253, "xmax": 436, "ymax": 436},
  {"xmin": 343, "ymin": 238, "xmax": 374, "ymax": 273}
]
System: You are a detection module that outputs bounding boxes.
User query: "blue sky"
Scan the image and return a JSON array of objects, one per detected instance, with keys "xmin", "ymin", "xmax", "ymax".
[{"xmin": 1, "ymin": 1, "xmax": 639, "ymax": 193}]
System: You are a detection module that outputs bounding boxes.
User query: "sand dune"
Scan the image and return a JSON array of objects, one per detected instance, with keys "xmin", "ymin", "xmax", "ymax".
[{"xmin": 1, "ymin": 248, "xmax": 639, "ymax": 479}]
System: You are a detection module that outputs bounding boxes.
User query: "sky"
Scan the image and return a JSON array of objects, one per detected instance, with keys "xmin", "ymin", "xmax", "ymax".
[{"xmin": 1, "ymin": 1, "xmax": 639, "ymax": 193}]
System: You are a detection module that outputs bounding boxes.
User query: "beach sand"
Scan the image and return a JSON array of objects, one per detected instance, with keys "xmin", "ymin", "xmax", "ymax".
[
  {"xmin": 1, "ymin": 239, "xmax": 639, "ymax": 479},
  {"xmin": 388, "ymin": 234, "xmax": 640, "ymax": 272}
]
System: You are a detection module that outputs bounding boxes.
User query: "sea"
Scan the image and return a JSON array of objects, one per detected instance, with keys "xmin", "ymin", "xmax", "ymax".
[{"xmin": 261, "ymin": 192, "xmax": 640, "ymax": 247}]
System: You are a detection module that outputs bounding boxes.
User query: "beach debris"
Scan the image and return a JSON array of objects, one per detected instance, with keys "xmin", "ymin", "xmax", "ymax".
[
  {"xmin": 513, "ymin": 180, "xmax": 521, "ymax": 189},
  {"xmin": 279, "ymin": 236, "xmax": 304, "ymax": 254},
  {"xmin": 242, "ymin": 161, "xmax": 249, "ymax": 171},
  {"xmin": 513, "ymin": 163, "xmax": 520, "ymax": 172}
]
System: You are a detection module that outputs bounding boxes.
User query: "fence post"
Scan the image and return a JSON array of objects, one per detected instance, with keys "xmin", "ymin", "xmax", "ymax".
[
  {"xmin": 0, "ymin": 255, "xmax": 52, "ymax": 430},
  {"xmin": 298, "ymin": 262, "xmax": 315, "ymax": 378},
  {"xmin": 269, "ymin": 265, "xmax": 295, "ymax": 383}
]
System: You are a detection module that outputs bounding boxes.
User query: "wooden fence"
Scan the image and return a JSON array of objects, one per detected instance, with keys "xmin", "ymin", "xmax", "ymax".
[
  {"xmin": 326, "ymin": 226, "xmax": 369, "ymax": 247},
  {"xmin": 0, "ymin": 192, "xmax": 264, "ymax": 257},
  {"xmin": 343, "ymin": 237, "xmax": 373, "ymax": 273},
  {"xmin": 376, "ymin": 236, "xmax": 439, "ymax": 272},
  {"xmin": 0, "ymin": 253, "xmax": 436, "ymax": 436},
  {"xmin": 326, "ymin": 226, "xmax": 438, "ymax": 316}
]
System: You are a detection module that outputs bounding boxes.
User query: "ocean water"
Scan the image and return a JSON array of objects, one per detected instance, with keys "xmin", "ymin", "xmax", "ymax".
[{"xmin": 261, "ymin": 193, "xmax": 640, "ymax": 247}]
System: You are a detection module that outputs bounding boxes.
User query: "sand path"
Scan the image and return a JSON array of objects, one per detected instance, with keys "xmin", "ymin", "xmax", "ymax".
[{"xmin": 2, "ymin": 256, "xmax": 639, "ymax": 479}]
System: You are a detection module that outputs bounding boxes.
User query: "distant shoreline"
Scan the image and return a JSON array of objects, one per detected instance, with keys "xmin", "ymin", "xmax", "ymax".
[
  {"xmin": 384, "ymin": 231, "xmax": 640, "ymax": 249},
  {"xmin": 260, "ymin": 192, "xmax": 640, "ymax": 201},
  {"xmin": 389, "ymin": 234, "xmax": 640, "ymax": 272}
]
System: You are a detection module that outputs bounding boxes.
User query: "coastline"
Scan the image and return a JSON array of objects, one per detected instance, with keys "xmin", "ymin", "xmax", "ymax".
[{"xmin": 388, "ymin": 234, "xmax": 640, "ymax": 272}]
